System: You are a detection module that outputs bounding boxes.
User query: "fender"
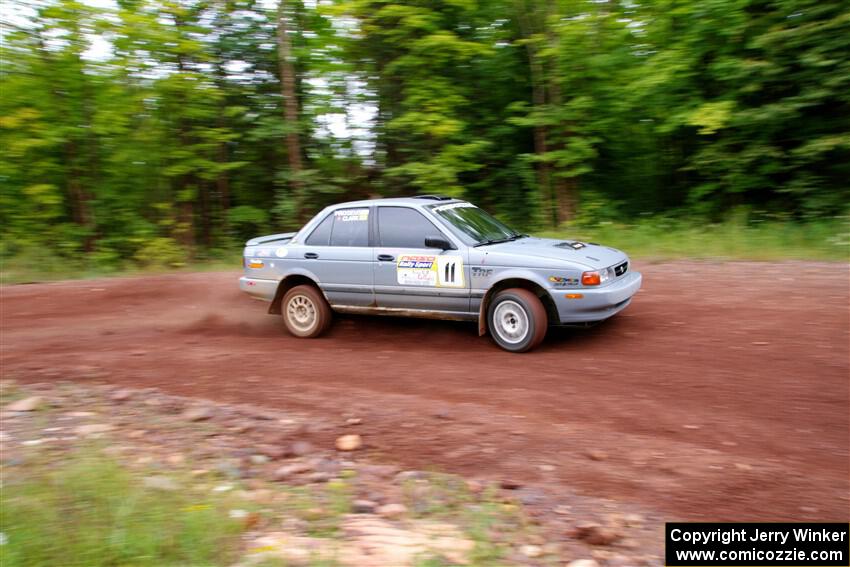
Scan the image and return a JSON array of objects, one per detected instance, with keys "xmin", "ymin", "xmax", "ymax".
[
  {"xmin": 268, "ymin": 268, "xmax": 327, "ymax": 315},
  {"xmin": 477, "ymin": 270, "xmax": 553, "ymax": 336}
]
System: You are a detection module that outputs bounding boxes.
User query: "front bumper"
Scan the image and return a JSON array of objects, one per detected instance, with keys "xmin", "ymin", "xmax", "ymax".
[
  {"xmin": 551, "ymin": 271, "xmax": 642, "ymax": 323},
  {"xmin": 239, "ymin": 276, "xmax": 278, "ymax": 301}
]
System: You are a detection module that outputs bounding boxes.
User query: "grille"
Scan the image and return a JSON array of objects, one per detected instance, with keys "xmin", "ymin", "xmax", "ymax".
[{"xmin": 613, "ymin": 261, "xmax": 629, "ymax": 277}]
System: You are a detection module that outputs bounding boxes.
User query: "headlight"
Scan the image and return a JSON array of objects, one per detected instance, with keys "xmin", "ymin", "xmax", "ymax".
[{"xmin": 581, "ymin": 268, "xmax": 612, "ymax": 286}]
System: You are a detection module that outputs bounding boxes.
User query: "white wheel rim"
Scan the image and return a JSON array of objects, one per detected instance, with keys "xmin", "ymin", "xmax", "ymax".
[
  {"xmin": 286, "ymin": 294, "xmax": 317, "ymax": 332},
  {"xmin": 492, "ymin": 300, "xmax": 529, "ymax": 345}
]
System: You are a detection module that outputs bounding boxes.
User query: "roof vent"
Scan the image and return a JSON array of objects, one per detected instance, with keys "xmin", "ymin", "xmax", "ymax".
[{"xmin": 412, "ymin": 194, "xmax": 454, "ymax": 201}]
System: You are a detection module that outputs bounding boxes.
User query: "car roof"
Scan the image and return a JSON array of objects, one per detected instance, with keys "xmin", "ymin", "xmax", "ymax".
[{"xmin": 326, "ymin": 196, "xmax": 464, "ymax": 209}]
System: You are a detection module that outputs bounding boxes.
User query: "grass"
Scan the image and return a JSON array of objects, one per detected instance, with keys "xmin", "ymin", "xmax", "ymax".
[
  {"xmin": 540, "ymin": 216, "xmax": 849, "ymax": 262},
  {"xmin": 0, "ymin": 443, "xmax": 535, "ymax": 567},
  {"xmin": 0, "ymin": 254, "xmax": 242, "ymax": 285},
  {"xmin": 2, "ymin": 217, "xmax": 847, "ymax": 285},
  {"xmin": 0, "ymin": 449, "xmax": 244, "ymax": 567}
]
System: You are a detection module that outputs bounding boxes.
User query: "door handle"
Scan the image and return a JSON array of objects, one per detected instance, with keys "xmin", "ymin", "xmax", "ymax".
[
  {"xmin": 304, "ymin": 252, "xmax": 319, "ymax": 259},
  {"xmin": 377, "ymin": 254, "xmax": 395, "ymax": 262}
]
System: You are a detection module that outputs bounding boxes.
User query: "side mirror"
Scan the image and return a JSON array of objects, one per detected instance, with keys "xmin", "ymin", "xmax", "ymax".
[{"xmin": 424, "ymin": 235, "xmax": 454, "ymax": 250}]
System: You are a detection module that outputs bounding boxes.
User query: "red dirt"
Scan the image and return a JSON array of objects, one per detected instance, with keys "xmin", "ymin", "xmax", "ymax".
[{"xmin": 2, "ymin": 261, "xmax": 848, "ymax": 522}]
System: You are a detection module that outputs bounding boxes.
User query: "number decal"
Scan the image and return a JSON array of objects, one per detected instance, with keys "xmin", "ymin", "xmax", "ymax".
[
  {"xmin": 397, "ymin": 255, "xmax": 464, "ymax": 288},
  {"xmin": 436, "ymin": 256, "xmax": 464, "ymax": 287}
]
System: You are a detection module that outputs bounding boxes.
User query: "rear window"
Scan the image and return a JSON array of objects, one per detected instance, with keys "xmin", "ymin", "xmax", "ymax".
[{"xmin": 329, "ymin": 208, "xmax": 369, "ymax": 247}]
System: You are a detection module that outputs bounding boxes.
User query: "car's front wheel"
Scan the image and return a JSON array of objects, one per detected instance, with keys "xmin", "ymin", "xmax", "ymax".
[
  {"xmin": 282, "ymin": 285, "xmax": 332, "ymax": 338},
  {"xmin": 487, "ymin": 288, "xmax": 548, "ymax": 352}
]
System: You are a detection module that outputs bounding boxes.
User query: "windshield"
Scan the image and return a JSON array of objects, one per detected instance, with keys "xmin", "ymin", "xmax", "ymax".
[{"xmin": 430, "ymin": 202, "xmax": 521, "ymax": 245}]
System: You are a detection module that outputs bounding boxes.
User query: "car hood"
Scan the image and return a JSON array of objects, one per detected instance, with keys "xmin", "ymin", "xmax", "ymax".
[{"xmin": 477, "ymin": 237, "xmax": 627, "ymax": 269}]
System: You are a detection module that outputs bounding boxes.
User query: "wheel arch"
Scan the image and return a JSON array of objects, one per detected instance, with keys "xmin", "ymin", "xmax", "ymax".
[
  {"xmin": 268, "ymin": 273, "xmax": 325, "ymax": 315},
  {"xmin": 478, "ymin": 276, "xmax": 558, "ymax": 336}
]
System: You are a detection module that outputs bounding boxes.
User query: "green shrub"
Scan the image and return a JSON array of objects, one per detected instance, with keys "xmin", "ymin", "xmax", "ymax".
[
  {"xmin": 0, "ymin": 450, "xmax": 243, "ymax": 567},
  {"xmin": 132, "ymin": 237, "xmax": 187, "ymax": 268}
]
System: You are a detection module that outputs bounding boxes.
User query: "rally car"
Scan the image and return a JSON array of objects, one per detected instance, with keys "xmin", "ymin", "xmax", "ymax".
[{"xmin": 239, "ymin": 196, "xmax": 642, "ymax": 352}]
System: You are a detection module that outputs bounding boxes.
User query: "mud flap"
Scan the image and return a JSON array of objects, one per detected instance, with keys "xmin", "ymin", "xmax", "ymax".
[{"xmin": 478, "ymin": 292, "xmax": 489, "ymax": 336}]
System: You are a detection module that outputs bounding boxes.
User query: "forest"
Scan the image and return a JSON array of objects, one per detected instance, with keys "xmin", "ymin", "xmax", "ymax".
[{"xmin": 1, "ymin": 0, "xmax": 848, "ymax": 271}]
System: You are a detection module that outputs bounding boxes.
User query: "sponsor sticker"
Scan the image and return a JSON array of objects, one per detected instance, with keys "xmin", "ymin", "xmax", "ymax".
[
  {"xmin": 549, "ymin": 275, "xmax": 579, "ymax": 286},
  {"xmin": 397, "ymin": 254, "xmax": 464, "ymax": 288},
  {"xmin": 275, "ymin": 247, "xmax": 288, "ymax": 258},
  {"xmin": 334, "ymin": 208, "xmax": 369, "ymax": 222}
]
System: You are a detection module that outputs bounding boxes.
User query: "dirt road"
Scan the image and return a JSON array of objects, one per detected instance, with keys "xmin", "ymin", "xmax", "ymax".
[{"xmin": 2, "ymin": 261, "xmax": 848, "ymax": 522}]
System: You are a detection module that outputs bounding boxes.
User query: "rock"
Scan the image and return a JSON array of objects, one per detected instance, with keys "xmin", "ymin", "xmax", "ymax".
[
  {"xmin": 74, "ymin": 423, "xmax": 114, "ymax": 436},
  {"xmin": 586, "ymin": 450, "xmax": 608, "ymax": 461},
  {"xmin": 306, "ymin": 471, "xmax": 330, "ymax": 483},
  {"xmin": 573, "ymin": 523, "xmax": 621, "ymax": 546},
  {"xmin": 345, "ymin": 417, "xmax": 362, "ymax": 426},
  {"xmin": 623, "ymin": 513, "xmax": 644, "ymax": 527},
  {"xmin": 215, "ymin": 461, "xmax": 244, "ymax": 479},
  {"xmin": 5, "ymin": 397, "xmax": 42, "ymax": 412},
  {"xmin": 228, "ymin": 509, "xmax": 249, "ymax": 519},
  {"xmin": 335, "ymin": 434, "xmax": 362, "ymax": 451},
  {"xmin": 500, "ymin": 479, "xmax": 522, "ymax": 490},
  {"xmin": 567, "ymin": 560, "xmax": 600, "ymax": 567},
  {"xmin": 542, "ymin": 542, "xmax": 562, "ymax": 555},
  {"xmin": 394, "ymin": 470, "xmax": 427, "ymax": 484},
  {"xmin": 352, "ymin": 499, "xmax": 377, "ymax": 514},
  {"xmin": 250, "ymin": 454, "xmax": 270, "ymax": 465},
  {"xmin": 143, "ymin": 476, "xmax": 180, "ymax": 491},
  {"xmin": 312, "ymin": 458, "xmax": 341, "ymax": 475},
  {"xmin": 520, "ymin": 544, "xmax": 543, "ymax": 558},
  {"xmin": 539, "ymin": 464, "xmax": 556, "ymax": 472},
  {"xmin": 272, "ymin": 462, "xmax": 312, "ymax": 481},
  {"xmin": 340, "ymin": 516, "xmax": 474, "ymax": 566},
  {"xmin": 376, "ymin": 503, "xmax": 408, "ymax": 519},
  {"xmin": 466, "ymin": 480, "xmax": 483, "ymax": 494},
  {"xmin": 65, "ymin": 411, "xmax": 96, "ymax": 418},
  {"xmin": 182, "ymin": 406, "xmax": 214, "ymax": 422},
  {"xmin": 358, "ymin": 464, "xmax": 398, "ymax": 479},
  {"xmin": 257, "ymin": 444, "xmax": 287, "ymax": 459},
  {"xmin": 110, "ymin": 389, "xmax": 133, "ymax": 402},
  {"xmin": 289, "ymin": 440, "xmax": 313, "ymax": 457}
]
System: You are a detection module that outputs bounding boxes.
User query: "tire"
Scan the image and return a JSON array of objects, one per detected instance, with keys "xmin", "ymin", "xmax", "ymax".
[
  {"xmin": 487, "ymin": 288, "xmax": 548, "ymax": 352},
  {"xmin": 281, "ymin": 285, "xmax": 332, "ymax": 338}
]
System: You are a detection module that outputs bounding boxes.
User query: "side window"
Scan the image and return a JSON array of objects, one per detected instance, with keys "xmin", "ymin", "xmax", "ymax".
[
  {"xmin": 378, "ymin": 207, "xmax": 441, "ymax": 248},
  {"xmin": 305, "ymin": 213, "xmax": 333, "ymax": 246},
  {"xmin": 329, "ymin": 208, "xmax": 370, "ymax": 247}
]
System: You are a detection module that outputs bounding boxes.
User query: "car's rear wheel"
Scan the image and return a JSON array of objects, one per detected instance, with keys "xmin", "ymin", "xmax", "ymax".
[
  {"xmin": 487, "ymin": 288, "xmax": 547, "ymax": 352},
  {"xmin": 282, "ymin": 285, "xmax": 332, "ymax": 338}
]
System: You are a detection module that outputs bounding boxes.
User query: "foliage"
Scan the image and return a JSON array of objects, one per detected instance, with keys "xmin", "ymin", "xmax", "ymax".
[
  {"xmin": 540, "ymin": 213, "xmax": 850, "ymax": 261},
  {"xmin": 1, "ymin": 0, "xmax": 847, "ymax": 269},
  {"xmin": 0, "ymin": 449, "xmax": 243, "ymax": 567}
]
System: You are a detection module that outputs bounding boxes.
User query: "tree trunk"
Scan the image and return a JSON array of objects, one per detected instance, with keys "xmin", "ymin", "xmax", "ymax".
[
  {"xmin": 516, "ymin": 3, "xmax": 557, "ymax": 227},
  {"xmin": 277, "ymin": 0, "xmax": 304, "ymax": 221},
  {"xmin": 174, "ymin": 40, "xmax": 195, "ymax": 254},
  {"xmin": 546, "ymin": 4, "xmax": 577, "ymax": 225},
  {"xmin": 548, "ymin": 81, "xmax": 577, "ymax": 224}
]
